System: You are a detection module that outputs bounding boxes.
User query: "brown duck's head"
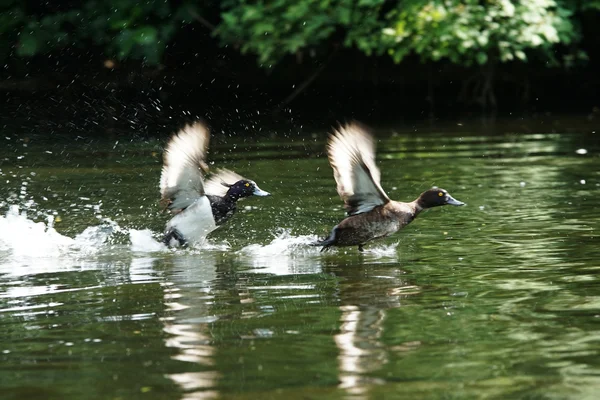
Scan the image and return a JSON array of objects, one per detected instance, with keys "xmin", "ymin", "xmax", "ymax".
[{"xmin": 418, "ymin": 187, "xmax": 465, "ymax": 209}]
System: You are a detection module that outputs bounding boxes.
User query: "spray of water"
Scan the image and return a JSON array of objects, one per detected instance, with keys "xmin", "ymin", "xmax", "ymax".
[{"xmin": 0, "ymin": 205, "xmax": 399, "ymax": 276}]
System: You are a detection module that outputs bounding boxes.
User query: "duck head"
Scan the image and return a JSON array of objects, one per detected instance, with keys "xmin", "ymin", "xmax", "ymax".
[
  {"xmin": 417, "ymin": 188, "xmax": 465, "ymax": 209},
  {"xmin": 225, "ymin": 180, "xmax": 271, "ymax": 200}
]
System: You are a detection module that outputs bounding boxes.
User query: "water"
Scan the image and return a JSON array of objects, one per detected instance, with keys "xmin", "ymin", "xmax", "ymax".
[{"xmin": 1, "ymin": 127, "xmax": 599, "ymax": 399}]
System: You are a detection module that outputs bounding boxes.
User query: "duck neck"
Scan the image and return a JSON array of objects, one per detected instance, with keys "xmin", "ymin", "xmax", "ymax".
[
  {"xmin": 412, "ymin": 200, "xmax": 426, "ymax": 214},
  {"xmin": 225, "ymin": 189, "xmax": 243, "ymax": 202}
]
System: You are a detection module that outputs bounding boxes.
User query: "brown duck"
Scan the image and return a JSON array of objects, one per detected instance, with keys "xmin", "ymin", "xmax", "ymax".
[{"xmin": 314, "ymin": 122, "xmax": 465, "ymax": 252}]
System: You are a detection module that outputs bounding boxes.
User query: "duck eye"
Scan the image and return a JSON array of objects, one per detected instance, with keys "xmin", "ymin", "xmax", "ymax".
[
  {"xmin": 245, "ymin": 183, "xmax": 250, "ymax": 187},
  {"xmin": 438, "ymin": 192, "xmax": 443, "ymax": 197}
]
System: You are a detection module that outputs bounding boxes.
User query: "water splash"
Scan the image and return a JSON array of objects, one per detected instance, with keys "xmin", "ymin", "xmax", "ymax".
[
  {"xmin": 0, "ymin": 205, "xmax": 121, "ymax": 257},
  {"xmin": 1, "ymin": 205, "xmax": 398, "ymax": 277},
  {"xmin": 73, "ymin": 219, "xmax": 124, "ymax": 253},
  {"xmin": 240, "ymin": 229, "xmax": 320, "ymax": 257},
  {"xmin": 237, "ymin": 229, "xmax": 323, "ymax": 275},
  {"xmin": 0, "ymin": 205, "xmax": 125, "ymax": 277},
  {"xmin": 129, "ymin": 229, "xmax": 167, "ymax": 252},
  {"xmin": 239, "ymin": 229, "xmax": 399, "ymax": 259},
  {"xmin": 128, "ymin": 229, "xmax": 231, "ymax": 253},
  {"xmin": 0, "ymin": 206, "xmax": 72, "ymax": 258},
  {"xmin": 364, "ymin": 242, "xmax": 399, "ymax": 258}
]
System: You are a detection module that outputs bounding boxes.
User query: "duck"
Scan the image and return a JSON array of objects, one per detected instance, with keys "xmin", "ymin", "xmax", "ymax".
[
  {"xmin": 314, "ymin": 121, "xmax": 465, "ymax": 252},
  {"xmin": 160, "ymin": 122, "xmax": 270, "ymax": 247}
]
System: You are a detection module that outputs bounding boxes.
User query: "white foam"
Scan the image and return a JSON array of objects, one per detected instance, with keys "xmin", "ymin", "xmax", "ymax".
[
  {"xmin": 128, "ymin": 229, "xmax": 231, "ymax": 253},
  {"xmin": 129, "ymin": 229, "xmax": 167, "ymax": 252},
  {"xmin": 240, "ymin": 229, "xmax": 320, "ymax": 257},
  {"xmin": 239, "ymin": 229, "xmax": 399, "ymax": 260},
  {"xmin": 0, "ymin": 206, "xmax": 125, "ymax": 277},
  {"xmin": 0, "ymin": 205, "xmax": 74, "ymax": 258},
  {"xmin": 200, "ymin": 240, "xmax": 231, "ymax": 251},
  {"xmin": 365, "ymin": 241, "xmax": 399, "ymax": 257},
  {"xmin": 0, "ymin": 205, "xmax": 398, "ymax": 280},
  {"xmin": 72, "ymin": 218, "xmax": 122, "ymax": 254},
  {"xmin": 237, "ymin": 230, "xmax": 323, "ymax": 275},
  {"xmin": 0, "ymin": 206, "xmax": 126, "ymax": 256}
]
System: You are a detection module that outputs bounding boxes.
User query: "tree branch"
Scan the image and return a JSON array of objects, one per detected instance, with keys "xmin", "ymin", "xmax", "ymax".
[
  {"xmin": 188, "ymin": 7, "xmax": 217, "ymax": 32},
  {"xmin": 275, "ymin": 48, "xmax": 339, "ymax": 111}
]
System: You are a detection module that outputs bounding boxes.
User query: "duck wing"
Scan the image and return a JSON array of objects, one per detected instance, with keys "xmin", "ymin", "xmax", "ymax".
[
  {"xmin": 160, "ymin": 122, "xmax": 210, "ymax": 213},
  {"xmin": 328, "ymin": 122, "xmax": 390, "ymax": 215},
  {"xmin": 204, "ymin": 168, "xmax": 246, "ymax": 197}
]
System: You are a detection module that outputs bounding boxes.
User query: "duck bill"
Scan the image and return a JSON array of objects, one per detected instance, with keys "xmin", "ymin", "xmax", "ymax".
[
  {"xmin": 253, "ymin": 186, "xmax": 271, "ymax": 196},
  {"xmin": 446, "ymin": 195, "xmax": 465, "ymax": 206}
]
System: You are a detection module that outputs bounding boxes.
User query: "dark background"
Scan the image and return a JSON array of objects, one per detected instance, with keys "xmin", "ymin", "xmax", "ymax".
[{"xmin": 2, "ymin": 3, "xmax": 599, "ymax": 138}]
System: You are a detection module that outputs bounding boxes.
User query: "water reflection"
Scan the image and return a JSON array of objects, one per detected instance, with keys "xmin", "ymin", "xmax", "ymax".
[
  {"xmin": 336, "ymin": 305, "xmax": 387, "ymax": 397},
  {"xmin": 160, "ymin": 254, "xmax": 220, "ymax": 399},
  {"xmin": 158, "ymin": 242, "xmax": 328, "ymax": 398},
  {"xmin": 1, "ymin": 130, "xmax": 600, "ymax": 399},
  {"xmin": 332, "ymin": 262, "xmax": 419, "ymax": 399}
]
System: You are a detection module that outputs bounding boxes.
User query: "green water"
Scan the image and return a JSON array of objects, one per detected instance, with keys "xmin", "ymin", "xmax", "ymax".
[{"xmin": 1, "ymin": 127, "xmax": 599, "ymax": 399}]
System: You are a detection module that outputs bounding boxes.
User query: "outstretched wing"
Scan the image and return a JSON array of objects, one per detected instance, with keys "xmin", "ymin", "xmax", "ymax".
[
  {"xmin": 328, "ymin": 122, "xmax": 390, "ymax": 215},
  {"xmin": 160, "ymin": 122, "xmax": 210, "ymax": 213},
  {"xmin": 204, "ymin": 168, "xmax": 246, "ymax": 197}
]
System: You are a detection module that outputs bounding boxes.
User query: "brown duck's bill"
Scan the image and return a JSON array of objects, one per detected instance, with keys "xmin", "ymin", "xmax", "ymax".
[{"xmin": 447, "ymin": 195, "xmax": 465, "ymax": 206}]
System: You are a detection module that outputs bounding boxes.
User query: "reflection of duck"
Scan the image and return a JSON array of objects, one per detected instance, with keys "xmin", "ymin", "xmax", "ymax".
[
  {"xmin": 332, "ymin": 263, "xmax": 418, "ymax": 397},
  {"xmin": 315, "ymin": 122, "xmax": 465, "ymax": 252},
  {"xmin": 161, "ymin": 253, "xmax": 221, "ymax": 398},
  {"xmin": 160, "ymin": 122, "xmax": 270, "ymax": 247}
]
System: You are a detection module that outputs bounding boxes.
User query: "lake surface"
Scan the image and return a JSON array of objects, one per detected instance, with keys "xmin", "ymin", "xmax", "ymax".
[{"xmin": 1, "ymin": 124, "xmax": 599, "ymax": 399}]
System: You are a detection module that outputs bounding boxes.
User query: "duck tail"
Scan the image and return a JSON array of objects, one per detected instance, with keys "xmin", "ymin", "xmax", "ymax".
[
  {"xmin": 163, "ymin": 229, "xmax": 187, "ymax": 247},
  {"xmin": 310, "ymin": 227, "xmax": 338, "ymax": 252}
]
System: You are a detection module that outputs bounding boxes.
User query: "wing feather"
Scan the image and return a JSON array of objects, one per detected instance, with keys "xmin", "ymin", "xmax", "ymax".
[
  {"xmin": 328, "ymin": 122, "xmax": 390, "ymax": 215},
  {"xmin": 160, "ymin": 122, "xmax": 210, "ymax": 212}
]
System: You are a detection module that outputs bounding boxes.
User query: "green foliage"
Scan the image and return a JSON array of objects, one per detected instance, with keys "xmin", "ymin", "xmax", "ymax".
[
  {"xmin": 15, "ymin": 10, "xmax": 79, "ymax": 57},
  {"xmin": 582, "ymin": 1, "xmax": 600, "ymax": 11},
  {"xmin": 0, "ymin": 0, "xmax": 597, "ymax": 68},
  {"xmin": 216, "ymin": 0, "xmax": 388, "ymax": 65},
  {"xmin": 78, "ymin": 0, "xmax": 177, "ymax": 64},
  {"xmin": 380, "ymin": 0, "xmax": 580, "ymax": 66},
  {"xmin": 215, "ymin": 0, "xmax": 589, "ymax": 67},
  {"xmin": 0, "ymin": 0, "xmax": 185, "ymax": 65}
]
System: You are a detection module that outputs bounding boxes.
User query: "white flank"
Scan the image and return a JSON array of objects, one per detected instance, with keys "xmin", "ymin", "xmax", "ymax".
[{"xmin": 165, "ymin": 196, "xmax": 217, "ymax": 246}]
